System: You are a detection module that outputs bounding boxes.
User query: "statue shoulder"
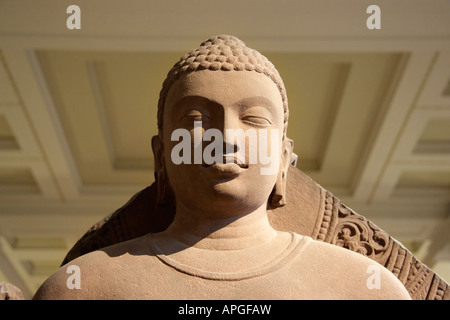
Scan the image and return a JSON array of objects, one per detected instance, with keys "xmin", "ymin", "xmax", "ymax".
[
  {"xmin": 303, "ymin": 238, "xmax": 411, "ymax": 299},
  {"xmin": 32, "ymin": 249, "xmax": 110, "ymax": 300},
  {"xmin": 33, "ymin": 235, "xmax": 154, "ymax": 300}
]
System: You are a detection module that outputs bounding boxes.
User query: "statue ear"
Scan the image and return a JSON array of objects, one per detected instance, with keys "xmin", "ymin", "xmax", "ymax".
[
  {"xmin": 151, "ymin": 135, "xmax": 173, "ymax": 205},
  {"xmin": 268, "ymin": 138, "xmax": 296, "ymax": 209}
]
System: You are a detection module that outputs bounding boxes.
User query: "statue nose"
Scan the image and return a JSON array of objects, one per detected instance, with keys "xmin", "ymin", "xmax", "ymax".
[
  {"xmin": 222, "ymin": 140, "xmax": 239, "ymax": 156},
  {"xmin": 217, "ymin": 110, "xmax": 241, "ymax": 133},
  {"xmin": 221, "ymin": 112, "xmax": 242, "ymax": 151}
]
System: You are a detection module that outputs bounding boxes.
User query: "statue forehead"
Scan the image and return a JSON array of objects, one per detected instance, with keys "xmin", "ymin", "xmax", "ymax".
[{"xmin": 164, "ymin": 70, "xmax": 283, "ymax": 110}]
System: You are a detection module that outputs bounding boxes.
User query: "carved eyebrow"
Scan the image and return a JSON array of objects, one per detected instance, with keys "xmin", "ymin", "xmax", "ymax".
[
  {"xmin": 171, "ymin": 96, "xmax": 221, "ymax": 122},
  {"xmin": 234, "ymin": 96, "xmax": 278, "ymax": 115},
  {"xmin": 174, "ymin": 95, "xmax": 276, "ymax": 110},
  {"xmin": 171, "ymin": 95, "xmax": 280, "ymax": 122},
  {"xmin": 236, "ymin": 96, "xmax": 275, "ymax": 106},
  {"xmin": 174, "ymin": 95, "xmax": 221, "ymax": 110}
]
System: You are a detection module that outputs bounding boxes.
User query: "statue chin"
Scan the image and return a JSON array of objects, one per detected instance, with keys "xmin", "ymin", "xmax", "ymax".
[{"xmin": 180, "ymin": 186, "xmax": 264, "ymax": 219}]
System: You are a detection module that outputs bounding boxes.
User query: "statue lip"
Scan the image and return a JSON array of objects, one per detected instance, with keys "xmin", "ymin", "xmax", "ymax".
[
  {"xmin": 207, "ymin": 163, "xmax": 245, "ymax": 176},
  {"xmin": 202, "ymin": 155, "xmax": 248, "ymax": 176},
  {"xmin": 202, "ymin": 155, "xmax": 248, "ymax": 169}
]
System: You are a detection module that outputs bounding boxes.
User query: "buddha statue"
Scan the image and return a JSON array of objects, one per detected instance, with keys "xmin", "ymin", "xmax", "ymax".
[{"xmin": 33, "ymin": 35, "xmax": 411, "ymax": 300}]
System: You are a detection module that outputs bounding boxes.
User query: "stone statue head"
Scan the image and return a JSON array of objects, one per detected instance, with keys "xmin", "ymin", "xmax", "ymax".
[{"xmin": 152, "ymin": 35, "xmax": 294, "ymax": 214}]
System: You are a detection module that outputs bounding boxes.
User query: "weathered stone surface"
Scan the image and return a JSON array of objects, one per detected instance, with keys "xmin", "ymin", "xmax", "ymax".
[{"xmin": 0, "ymin": 282, "xmax": 24, "ymax": 300}]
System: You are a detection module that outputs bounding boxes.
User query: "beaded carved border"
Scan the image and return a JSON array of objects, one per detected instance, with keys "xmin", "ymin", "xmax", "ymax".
[{"xmin": 313, "ymin": 191, "xmax": 450, "ymax": 300}]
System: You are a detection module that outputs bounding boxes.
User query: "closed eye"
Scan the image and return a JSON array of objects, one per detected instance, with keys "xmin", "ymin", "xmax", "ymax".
[
  {"xmin": 241, "ymin": 115, "xmax": 273, "ymax": 126},
  {"xmin": 240, "ymin": 106, "xmax": 274, "ymax": 126},
  {"xmin": 182, "ymin": 110, "xmax": 210, "ymax": 123}
]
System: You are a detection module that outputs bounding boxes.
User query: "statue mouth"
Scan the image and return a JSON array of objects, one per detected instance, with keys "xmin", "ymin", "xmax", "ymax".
[
  {"xmin": 202, "ymin": 155, "xmax": 249, "ymax": 176},
  {"xmin": 202, "ymin": 155, "xmax": 249, "ymax": 169},
  {"xmin": 206, "ymin": 163, "xmax": 246, "ymax": 176}
]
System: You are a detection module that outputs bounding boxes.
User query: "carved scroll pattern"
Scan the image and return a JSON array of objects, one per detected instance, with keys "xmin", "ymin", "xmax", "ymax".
[
  {"xmin": 315, "ymin": 192, "xmax": 392, "ymax": 263},
  {"xmin": 314, "ymin": 191, "xmax": 450, "ymax": 300},
  {"xmin": 333, "ymin": 205, "xmax": 391, "ymax": 260}
]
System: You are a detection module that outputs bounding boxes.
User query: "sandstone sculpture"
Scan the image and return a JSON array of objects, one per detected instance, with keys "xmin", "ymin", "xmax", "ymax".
[
  {"xmin": 0, "ymin": 282, "xmax": 24, "ymax": 300},
  {"xmin": 33, "ymin": 35, "xmax": 448, "ymax": 300}
]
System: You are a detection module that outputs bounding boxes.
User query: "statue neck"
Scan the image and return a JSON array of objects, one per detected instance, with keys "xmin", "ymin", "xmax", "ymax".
[{"xmin": 164, "ymin": 203, "xmax": 277, "ymax": 250}]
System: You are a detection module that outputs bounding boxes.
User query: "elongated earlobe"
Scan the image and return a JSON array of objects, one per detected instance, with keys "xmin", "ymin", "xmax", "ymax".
[
  {"xmin": 268, "ymin": 138, "xmax": 295, "ymax": 209},
  {"xmin": 151, "ymin": 135, "xmax": 173, "ymax": 205}
]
